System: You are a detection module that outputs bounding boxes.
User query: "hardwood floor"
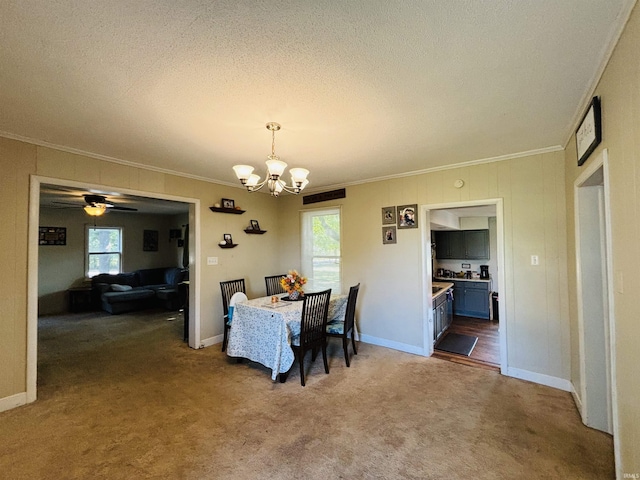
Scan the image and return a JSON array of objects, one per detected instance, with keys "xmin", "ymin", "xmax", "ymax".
[{"xmin": 433, "ymin": 315, "xmax": 500, "ymax": 371}]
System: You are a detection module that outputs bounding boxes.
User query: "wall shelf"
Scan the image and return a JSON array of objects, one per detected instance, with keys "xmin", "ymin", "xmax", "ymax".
[
  {"xmin": 244, "ymin": 229, "xmax": 267, "ymax": 235},
  {"xmin": 209, "ymin": 207, "xmax": 245, "ymax": 215},
  {"xmin": 218, "ymin": 243, "xmax": 238, "ymax": 249}
]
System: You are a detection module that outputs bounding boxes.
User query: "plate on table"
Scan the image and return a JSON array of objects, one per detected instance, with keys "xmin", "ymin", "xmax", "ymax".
[
  {"xmin": 262, "ymin": 302, "xmax": 289, "ymax": 309},
  {"xmin": 281, "ymin": 296, "xmax": 304, "ymax": 302}
]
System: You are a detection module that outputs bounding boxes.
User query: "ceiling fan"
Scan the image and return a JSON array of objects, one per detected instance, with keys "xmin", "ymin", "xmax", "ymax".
[{"xmin": 53, "ymin": 194, "xmax": 138, "ymax": 216}]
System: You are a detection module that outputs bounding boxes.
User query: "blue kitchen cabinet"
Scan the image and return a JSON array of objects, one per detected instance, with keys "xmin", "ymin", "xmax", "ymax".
[{"xmin": 451, "ymin": 280, "xmax": 490, "ymax": 319}]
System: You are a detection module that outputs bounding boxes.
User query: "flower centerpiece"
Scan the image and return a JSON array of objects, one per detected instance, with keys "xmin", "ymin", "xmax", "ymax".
[{"xmin": 280, "ymin": 270, "xmax": 307, "ymax": 300}]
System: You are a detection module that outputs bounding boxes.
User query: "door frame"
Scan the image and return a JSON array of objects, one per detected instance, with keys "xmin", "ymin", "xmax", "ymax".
[
  {"xmin": 421, "ymin": 198, "xmax": 507, "ymax": 373},
  {"xmin": 573, "ymin": 149, "xmax": 619, "ymax": 469},
  {"xmin": 26, "ymin": 175, "xmax": 201, "ymax": 403}
]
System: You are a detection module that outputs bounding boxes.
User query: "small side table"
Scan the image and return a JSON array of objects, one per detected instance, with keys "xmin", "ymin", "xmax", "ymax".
[{"xmin": 68, "ymin": 286, "xmax": 93, "ymax": 313}]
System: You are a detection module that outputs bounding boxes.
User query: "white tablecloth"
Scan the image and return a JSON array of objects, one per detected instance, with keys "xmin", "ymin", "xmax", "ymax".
[{"xmin": 226, "ymin": 293, "xmax": 348, "ymax": 380}]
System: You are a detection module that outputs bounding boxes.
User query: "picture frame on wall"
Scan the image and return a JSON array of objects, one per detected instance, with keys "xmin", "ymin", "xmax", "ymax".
[
  {"xmin": 39, "ymin": 226, "xmax": 66, "ymax": 246},
  {"xmin": 381, "ymin": 206, "xmax": 396, "ymax": 225},
  {"xmin": 382, "ymin": 226, "xmax": 397, "ymax": 244},
  {"xmin": 397, "ymin": 204, "xmax": 418, "ymax": 229},
  {"xmin": 143, "ymin": 230, "xmax": 159, "ymax": 251},
  {"xmin": 576, "ymin": 96, "xmax": 602, "ymax": 166}
]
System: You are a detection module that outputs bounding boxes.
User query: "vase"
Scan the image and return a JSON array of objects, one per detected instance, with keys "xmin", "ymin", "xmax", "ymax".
[{"xmin": 289, "ymin": 290, "xmax": 300, "ymax": 301}]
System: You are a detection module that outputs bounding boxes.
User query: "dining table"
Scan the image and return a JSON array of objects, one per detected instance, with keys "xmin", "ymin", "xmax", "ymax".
[{"xmin": 225, "ymin": 292, "xmax": 348, "ymax": 381}]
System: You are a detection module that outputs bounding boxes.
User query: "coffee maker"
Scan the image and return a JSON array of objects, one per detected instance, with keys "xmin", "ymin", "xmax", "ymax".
[{"xmin": 480, "ymin": 265, "xmax": 490, "ymax": 279}]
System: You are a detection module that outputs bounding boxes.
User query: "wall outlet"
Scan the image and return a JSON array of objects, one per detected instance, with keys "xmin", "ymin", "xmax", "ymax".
[
  {"xmin": 207, "ymin": 256, "xmax": 218, "ymax": 266},
  {"xmin": 531, "ymin": 255, "xmax": 539, "ymax": 266}
]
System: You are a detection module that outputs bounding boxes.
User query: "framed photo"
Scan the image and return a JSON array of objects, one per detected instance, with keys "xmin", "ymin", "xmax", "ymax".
[
  {"xmin": 576, "ymin": 96, "xmax": 602, "ymax": 166},
  {"xmin": 143, "ymin": 230, "xmax": 159, "ymax": 251},
  {"xmin": 221, "ymin": 198, "xmax": 235, "ymax": 209},
  {"xmin": 250, "ymin": 219, "xmax": 260, "ymax": 231},
  {"xmin": 39, "ymin": 226, "xmax": 66, "ymax": 246},
  {"xmin": 382, "ymin": 226, "xmax": 397, "ymax": 244},
  {"xmin": 397, "ymin": 204, "xmax": 418, "ymax": 229},
  {"xmin": 223, "ymin": 233, "xmax": 233, "ymax": 245},
  {"xmin": 381, "ymin": 206, "xmax": 396, "ymax": 225}
]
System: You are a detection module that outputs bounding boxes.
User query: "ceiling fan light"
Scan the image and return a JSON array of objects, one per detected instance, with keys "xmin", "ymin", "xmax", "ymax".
[
  {"xmin": 233, "ymin": 165, "xmax": 254, "ymax": 181},
  {"xmin": 84, "ymin": 205, "xmax": 107, "ymax": 216}
]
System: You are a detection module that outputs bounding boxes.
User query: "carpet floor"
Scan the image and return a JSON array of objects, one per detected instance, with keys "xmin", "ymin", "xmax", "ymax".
[{"xmin": 0, "ymin": 309, "xmax": 614, "ymax": 479}]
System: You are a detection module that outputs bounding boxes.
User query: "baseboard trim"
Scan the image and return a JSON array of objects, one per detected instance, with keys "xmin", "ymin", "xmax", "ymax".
[
  {"xmin": 505, "ymin": 367, "xmax": 572, "ymax": 392},
  {"xmin": 0, "ymin": 392, "xmax": 28, "ymax": 413},
  {"xmin": 358, "ymin": 334, "xmax": 425, "ymax": 356},
  {"xmin": 571, "ymin": 383, "xmax": 585, "ymax": 420},
  {"xmin": 200, "ymin": 335, "xmax": 222, "ymax": 349}
]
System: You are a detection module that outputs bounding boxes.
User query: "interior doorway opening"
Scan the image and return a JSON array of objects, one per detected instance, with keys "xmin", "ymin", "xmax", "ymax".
[
  {"xmin": 574, "ymin": 148, "xmax": 616, "ymax": 441},
  {"xmin": 27, "ymin": 175, "xmax": 201, "ymax": 404},
  {"xmin": 421, "ymin": 199, "xmax": 506, "ymax": 374}
]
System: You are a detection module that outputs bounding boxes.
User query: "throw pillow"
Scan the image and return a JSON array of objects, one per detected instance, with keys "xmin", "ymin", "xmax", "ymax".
[{"xmin": 111, "ymin": 284, "xmax": 133, "ymax": 292}]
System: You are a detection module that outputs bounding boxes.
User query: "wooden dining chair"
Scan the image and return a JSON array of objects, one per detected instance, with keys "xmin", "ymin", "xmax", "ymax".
[
  {"xmin": 220, "ymin": 278, "xmax": 246, "ymax": 352},
  {"xmin": 326, "ymin": 283, "xmax": 360, "ymax": 367},
  {"xmin": 291, "ymin": 289, "xmax": 332, "ymax": 386},
  {"xmin": 264, "ymin": 274, "xmax": 286, "ymax": 296}
]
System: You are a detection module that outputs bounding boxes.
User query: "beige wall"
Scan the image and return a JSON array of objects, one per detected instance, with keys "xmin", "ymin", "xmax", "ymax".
[
  {"xmin": 564, "ymin": 3, "xmax": 640, "ymax": 473},
  {"xmin": 38, "ymin": 207, "xmax": 185, "ymax": 315},
  {"xmin": 278, "ymin": 151, "xmax": 570, "ymax": 380},
  {"xmin": 0, "ymin": 138, "xmax": 35, "ymax": 401}
]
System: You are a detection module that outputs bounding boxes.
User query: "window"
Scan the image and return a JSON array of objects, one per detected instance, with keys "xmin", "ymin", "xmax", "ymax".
[
  {"xmin": 301, "ymin": 207, "xmax": 341, "ymax": 293},
  {"xmin": 86, "ymin": 227, "xmax": 122, "ymax": 277}
]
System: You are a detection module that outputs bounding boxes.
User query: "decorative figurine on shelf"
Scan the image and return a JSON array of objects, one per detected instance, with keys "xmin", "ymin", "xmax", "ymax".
[{"xmin": 280, "ymin": 270, "xmax": 307, "ymax": 301}]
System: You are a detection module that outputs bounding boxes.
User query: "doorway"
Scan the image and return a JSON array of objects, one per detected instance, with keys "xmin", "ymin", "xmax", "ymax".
[
  {"xmin": 421, "ymin": 199, "xmax": 506, "ymax": 373},
  {"xmin": 574, "ymin": 148, "xmax": 617, "ymax": 439},
  {"xmin": 26, "ymin": 175, "xmax": 201, "ymax": 404}
]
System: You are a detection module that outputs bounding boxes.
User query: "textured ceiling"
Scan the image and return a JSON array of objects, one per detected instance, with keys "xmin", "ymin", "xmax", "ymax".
[{"xmin": 0, "ymin": 1, "xmax": 636, "ymax": 192}]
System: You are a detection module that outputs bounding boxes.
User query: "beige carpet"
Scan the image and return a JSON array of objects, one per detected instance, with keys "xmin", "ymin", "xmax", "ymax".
[{"xmin": 0, "ymin": 310, "xmax": 613, "ymax": 479}]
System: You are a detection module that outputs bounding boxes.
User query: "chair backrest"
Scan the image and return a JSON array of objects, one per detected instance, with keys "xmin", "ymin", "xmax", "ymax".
[
  {"xmin": 265, "ymin": 274, "xmax": 287, "ymax": 296},
  {"xmin": 344, "ymin": 283, "xmax": 360, "ymax": 333},
  {"xmin": 228, "ymin": 291, "xmax": 248, "ymax": 322},
  {"xmin": 220, "ymin": 279, "xmax": 246, "ymax": 316},
  {"xmin": 299, "ymin": 289, "xmax": 332, "ymax": 348}
]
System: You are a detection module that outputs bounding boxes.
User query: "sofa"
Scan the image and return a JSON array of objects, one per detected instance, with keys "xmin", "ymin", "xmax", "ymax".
[{"xmin": 91, "ymin": 267, "xmax": 187, "ymax": 314}]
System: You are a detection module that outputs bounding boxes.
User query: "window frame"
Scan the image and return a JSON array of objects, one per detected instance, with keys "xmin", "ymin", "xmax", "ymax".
[
  {"xmin": 300, "ymin": 206, "xmax": 342, "ymax": 293},
  {"xmin": 85, "ymin": 226, "xmax": 123, "ymax": 278}
]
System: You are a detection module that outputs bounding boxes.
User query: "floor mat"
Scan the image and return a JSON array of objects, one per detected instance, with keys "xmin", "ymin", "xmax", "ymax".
[{"xmin": 435, "ymin": 333, "xmax": 478, "ymax": 356}]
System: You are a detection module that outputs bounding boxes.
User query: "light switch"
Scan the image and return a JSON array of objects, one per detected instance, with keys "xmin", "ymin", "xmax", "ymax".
[
  {"xmin": 207, "ymin": 256, "xmax": 218, "ymax": 266},
  {"xmin": 531, "ymin": 255, "xmax": 539, "ymax": 266}
]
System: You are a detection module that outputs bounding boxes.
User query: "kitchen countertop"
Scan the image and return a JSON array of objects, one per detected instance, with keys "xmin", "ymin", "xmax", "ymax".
[
  {"xmin": 432, "ymin": 281, "xmax": 453, "ymax": 300},
  {"xmin": 434, "ymin": 276, "xmax": 491, "ymax": 283}
]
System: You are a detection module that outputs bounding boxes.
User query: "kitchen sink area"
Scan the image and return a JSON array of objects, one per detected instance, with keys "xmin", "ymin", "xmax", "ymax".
[{"xmin": 432, "ymin": 281, "xmax": 453, "ymax": 298}]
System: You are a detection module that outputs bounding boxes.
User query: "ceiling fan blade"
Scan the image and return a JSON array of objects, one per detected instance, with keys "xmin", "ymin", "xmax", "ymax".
[
  {"xmin": 109, "ymin": 205, "xmax": 138, "ymax": 211},
  {"xmin": 51, "ymin": 201, "xmax": 83, "ymax": 207}
]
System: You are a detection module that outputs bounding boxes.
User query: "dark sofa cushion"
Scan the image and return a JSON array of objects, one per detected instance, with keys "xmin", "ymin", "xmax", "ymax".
[
  {"xmin": 102, "ymin": 289, "xmax": 156, "ymax": 304},
  {"xmin": 92, "ymin": 272, "xmax": 139, "ymax": 287},
  {"xmin": 136, "ymin": 268, "xmax": 167, "ymax": 287},
  {"xmin": 163, "ymin": 267, "xmax": 185, "ymax": 285},
  {"xmin": 136, "ymin": 267, "xmax": 185, "ymax": 286}
]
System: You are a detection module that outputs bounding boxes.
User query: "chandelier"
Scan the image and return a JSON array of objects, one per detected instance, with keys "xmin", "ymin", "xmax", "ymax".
[{"xmin": 233, "ymin": 122, "xmax": 309, "ymax": 197}]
